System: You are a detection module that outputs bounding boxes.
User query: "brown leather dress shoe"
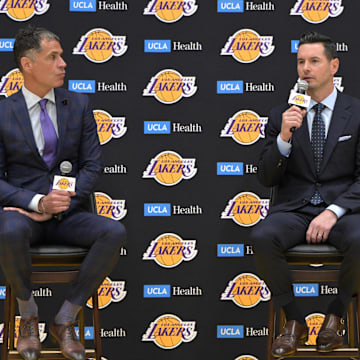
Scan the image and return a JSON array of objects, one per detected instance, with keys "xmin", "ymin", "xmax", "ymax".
[
  {"xmin": 272, "ymin": 320, "xmax": 308, "ymax": 357},
  {"xmin": 316, "ymin": 314, "xmax": 345, "ymax": 352},
  {"xmin": 17, "ymin": 316, "xmax": 41, "ymax": 360},
  {"xmin": 50, "ymin": 322, "xmax": 85, "ymax": 360}
]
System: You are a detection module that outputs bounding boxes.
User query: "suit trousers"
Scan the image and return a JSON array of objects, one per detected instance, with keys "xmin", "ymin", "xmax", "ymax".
[
  {"xmin": 250, "ymin": 203, "xmax": 360, "ymax": 310},
  {"xmin": 0, "ymin": 209, "xmax": 126, "ymax": 306}
]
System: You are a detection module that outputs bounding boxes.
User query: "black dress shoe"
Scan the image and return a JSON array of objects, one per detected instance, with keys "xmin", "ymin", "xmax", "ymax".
[
  {"xmin": 272, "ymin": 320, "xmax": 308, "ymax": 357},
  {"xmin": 316, "ymin": 314, "xmax": 345, "ymax": 352}
]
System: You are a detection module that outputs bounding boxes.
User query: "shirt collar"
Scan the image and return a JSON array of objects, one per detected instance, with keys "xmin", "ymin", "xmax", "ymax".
[
  {"xmin": 21, "ymin": 85, "xmax": 55, "ymax": 110},
  {"xmin": 308, "ymin": 87, "xmax": 337, "ymax": 112}
]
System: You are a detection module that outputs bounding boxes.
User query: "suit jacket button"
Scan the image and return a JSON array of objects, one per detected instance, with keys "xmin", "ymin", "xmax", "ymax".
[
  {"xmin": 315, "ymin": 182, "xmax": 321, "ymax": 187},
  {"xmin": 302, "ymin": 199, "xmax": 307, "ymax": 204},
  {"xmin": 277, "ymin": 160, "xmax": 283, "ymax": 167}
]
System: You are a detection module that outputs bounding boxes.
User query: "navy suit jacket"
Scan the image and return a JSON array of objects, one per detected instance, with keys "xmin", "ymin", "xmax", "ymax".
[
  {"xmin": 0, "ymin": 87, "xmax": 103, "ymax": 213},
  {"xmin": 258, "ymin": 91, "xmax": 360, "ymax": 214}
]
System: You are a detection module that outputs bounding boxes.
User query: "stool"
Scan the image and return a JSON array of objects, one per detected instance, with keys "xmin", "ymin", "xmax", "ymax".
[
  {"xmin": 267, "ymin": 243, "xmax": 360, "ymax": 359},
  {"xmin": 2, "ymin": 244, "xmax": 102, "ymax": 360}
]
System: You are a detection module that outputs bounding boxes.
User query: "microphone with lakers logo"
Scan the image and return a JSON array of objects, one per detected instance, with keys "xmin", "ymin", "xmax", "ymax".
[
  {"xmin": 53, "ymin": 161, "xmax": 76, "ymax": 220},
  {"xmin": 288, "ymin": 79, "xmax": 311, "ymax": 132}
]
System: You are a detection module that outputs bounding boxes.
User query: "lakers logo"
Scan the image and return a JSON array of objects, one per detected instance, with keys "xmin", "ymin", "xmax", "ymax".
[
  {"xmin": 143, "ymin": 69, "xmax": 197, "ymax": 104},
  {"xmin": 334, "ymin": 77, "xmax": 344, "ymax": 92},
  {"xmin": 56, "ymin": 178, "xmax": 70, "ymax": 190},
  {"xmin": 235, "ymin": 356, "xmax": 259, "ymax": 360},
  {"xmin": 93, "ymin": 110, "xmax": 127, "ymax": 145},
  {"xmin": 0, "ymin": 316, "xmax": 47, "ymax": 345},
  {"xmin": 290, "ymin": 0, "xmax": 343, "ymax": 23},
  {"xmin": 0, "ymin": 68, "xmax": 23, "ymax": 97},
  {"xmin": 142, "ymin": 314, "xmax": 197, "ymax": 349},
  {"xmin": 73, "ymin": 28, "xmax": 127, "ymax": 63},
  {"xmin": 0, "ymin": 0, "xmax": 49, "ymax": 21},
  {"xmin": 221, "ymin": 29, "xmax": 274, "ymax": 63},
  {"xmin": 221, "ymin": 110, "xmax": 267, "ymax": 145},
  {"xmin": 221, "ymin": 273, "xmax": 270, "ymax": 308},
  {"xmin": 221, "ymin": 192, "xmax": 269, "ymax": 227},
  {"xmin": 305, "ymin": 313, "xmax": 325, "ymax": 345},
  {"xmin": 86, "ymin": 277, "xmax": 126, "ymax": 309},
  {"xmin": 95, "ymin": 192, "xmax": 127, "ymax": 221},
  {"xmin": 143, "ymin": 233, "xmax": 198, "ymax": 268},
  {"xmin": 143, "ymin": 151, "xmax": 197, "ymax": 186},
  {"xmin": 143, "ymin": 0, "xmax": 198, "ymax": 23}
]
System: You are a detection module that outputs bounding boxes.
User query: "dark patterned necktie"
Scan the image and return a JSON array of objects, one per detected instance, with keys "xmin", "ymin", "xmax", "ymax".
[
  {"xmin": 39, "ymin": 99, "xmax": 57, "ymax": 168},
  {"xmin": 310, "ymin": 103, "xmax": 325, "ymax": 205}
]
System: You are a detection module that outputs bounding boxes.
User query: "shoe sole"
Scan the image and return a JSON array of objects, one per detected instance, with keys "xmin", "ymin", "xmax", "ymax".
[{"xmin": 272, "ymin": 333, "xmax": 308, "ymax": 357}]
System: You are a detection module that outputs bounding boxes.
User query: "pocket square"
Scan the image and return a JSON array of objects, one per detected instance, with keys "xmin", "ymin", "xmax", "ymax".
[{"xmin": 338, "ymin": 135, "xmax": 352, "ymax": 142}]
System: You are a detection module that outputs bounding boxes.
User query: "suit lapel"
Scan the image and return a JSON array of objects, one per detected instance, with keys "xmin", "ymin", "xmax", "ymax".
[
  {"xmin": 11, "ymin": 91, "xmax": 45, "ymax": 165},
  {"xmin": 54, "ymin": 88, "xmax": 69, "ymax": 166},
  {"xmin": 320, "ymin": 92, "xmax": 351, "ymax": 172},
  {"xmin": 293, "ymin": 113, "xmax": 316, "ymax": 174}
]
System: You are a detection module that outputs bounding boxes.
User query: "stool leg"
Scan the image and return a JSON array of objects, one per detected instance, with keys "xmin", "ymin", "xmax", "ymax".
[
  {"xmin": 92, "ymin": 292, "xmax": 102, "ymax": 360},
  {"xmin": 348, "ymin": 300, "xmax": 355, "ymax": 348},
  {"xmin": 2, "ymin": 283, "xmax": 11, "ymax": 360},
  {"xmin": 9, "ymin": 287, "xmax": 16, "ymax": 350},
  {"xmin": 78, "ymin": 307, "xmax": 85, "ymax": 345},
  {"xmin": 267, "ymin": 299, "xmax": 275, "ymax": 360}
]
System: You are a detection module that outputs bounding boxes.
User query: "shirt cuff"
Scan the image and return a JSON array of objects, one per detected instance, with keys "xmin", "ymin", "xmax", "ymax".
[
  {"xmin": 326, "ymin": 204, "xmax": 347, "ymax": 219},
  {"xmin": 28, "ymin": 194, "xmax": 45, "ymax": 213},
  {"xmin": 277, "ymin": 134, "xmax": 292, "ymax": 157}
]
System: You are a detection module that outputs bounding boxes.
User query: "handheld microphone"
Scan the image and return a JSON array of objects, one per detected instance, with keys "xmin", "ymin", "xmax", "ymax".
[
  {"xmin": 288, "ymin": 80, "xmax": 311, "ymax": 132},
  {"xmin": 53, "ymin": 161, "xmax": 76, "ymax": 221}
]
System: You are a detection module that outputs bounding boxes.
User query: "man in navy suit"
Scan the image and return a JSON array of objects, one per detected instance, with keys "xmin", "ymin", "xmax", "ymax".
[
  {"xmin": 0, "ymin": 26, "xmax": 126, "ymax": 360},
  {"xmin": 251, "ymin": 32, "xmax": 360, "ymax": 356}
]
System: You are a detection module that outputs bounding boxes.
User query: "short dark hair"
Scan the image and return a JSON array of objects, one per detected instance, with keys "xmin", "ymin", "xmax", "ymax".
[
  {"xmin": 299, "ymin": 31, "xmax": 337, "ymax": 61},
  {"xmin": 13, "ymin": 25, "xmax": 60, "ymax": 71}
]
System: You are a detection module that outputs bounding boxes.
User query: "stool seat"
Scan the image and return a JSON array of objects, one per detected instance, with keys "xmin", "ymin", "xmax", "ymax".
[
  {"xmin": 285, "ymin": 244, "xmax": 343, "ymax": 264},
  {"xmin": 30, "ymin": 244, "xmax": 89, "ymax": 256}
]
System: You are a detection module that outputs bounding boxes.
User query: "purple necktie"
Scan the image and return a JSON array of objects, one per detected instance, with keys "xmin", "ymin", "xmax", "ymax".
[{"xmin": 39, "ymin": 99, "xmax": 57, "ymax": 168}]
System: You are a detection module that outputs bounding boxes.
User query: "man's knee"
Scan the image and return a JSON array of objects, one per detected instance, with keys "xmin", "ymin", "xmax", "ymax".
[
  {"xmin": 100, "ymin": 217, "xmax": 126, "ymax": 248},
  {"xmin": 0, "ymin": 211, "xmax": 32, "ymax": 246}
]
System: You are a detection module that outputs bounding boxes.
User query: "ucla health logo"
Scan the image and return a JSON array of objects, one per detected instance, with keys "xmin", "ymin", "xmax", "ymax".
[
  {"xmin": 144, "ymin": 0, "xmax": 198, "ymax": 23},
  {"xmin": 143, "ymin": 69, "xmax": 197, "ymax": 104},
  {"xmin": 0, "ymin": 38, "xmax": 14, "ymax": 51},
  {"xmin": 0, "ymin": 316, "xmax": 47, "ymax": 345},
  {"xmin": 290, "ymin": 0, "xmax": 343, "ymax": 23},
  {"xmin": 70, "ymin": 0, "xmax": 96, "ymax": 12},
  {"xmin": 95, "ymin": 192, "xmax": 127, "ymax": 221},
  {"xmin": 73, "ymin": 28, "xmax": 127, "ymax": 63},
  {"xmin": 86, "ymin": 277, "xmax": 126, "ymax": 309},
  {"xmin": 142, "ymin": 314, "xmax": 197, "ymax": 349},
  {"xmin": 143, "ymin": 151, "xmax": 197, "ymax": 186},
  {"xmin": 93, "ymin": 110, "xmax": 126, "ymax": 145},
  {"xmin": 221, "ymin": 110, "xmax": 267, "ymax": 145},
  {"xmin": 305, "ymin": 313, "xmax": 325, "ymax": 345},
  {"xmin": 0, "ymin": 68, "xmax": 23, "ymax": 97},
  {"xmin": 221, "ymin": 29, "xmax": 274, "ymax": 63},
  {"xmin": 143, "ymin": 233, "xmax": 198, "ymax": 268},
  {"xmin": 0, "ymin": 0, "xmax": 49, "ymax": 21},
  {"xmin": 222, "ymin": 192, "xmax": 269, "ymax": 227},
  {"xmin": 221, "ymin": 273, "xmax": 270, "ymax": 308}
]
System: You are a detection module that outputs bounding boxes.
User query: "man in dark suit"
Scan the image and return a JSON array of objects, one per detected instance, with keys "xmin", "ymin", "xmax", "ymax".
[
  {"xmin": 251, "ymin": 31, "xmax": 360, "ymax": 357},
  {"xmin": 0, "ymin": 26, "xmax": 126, "ymax": 360}
]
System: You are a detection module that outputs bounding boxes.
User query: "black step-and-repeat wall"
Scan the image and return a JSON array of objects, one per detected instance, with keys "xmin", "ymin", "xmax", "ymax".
[{"xmin": 0, "ymin": 1, "xmax": 359, "ymax": 359}]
